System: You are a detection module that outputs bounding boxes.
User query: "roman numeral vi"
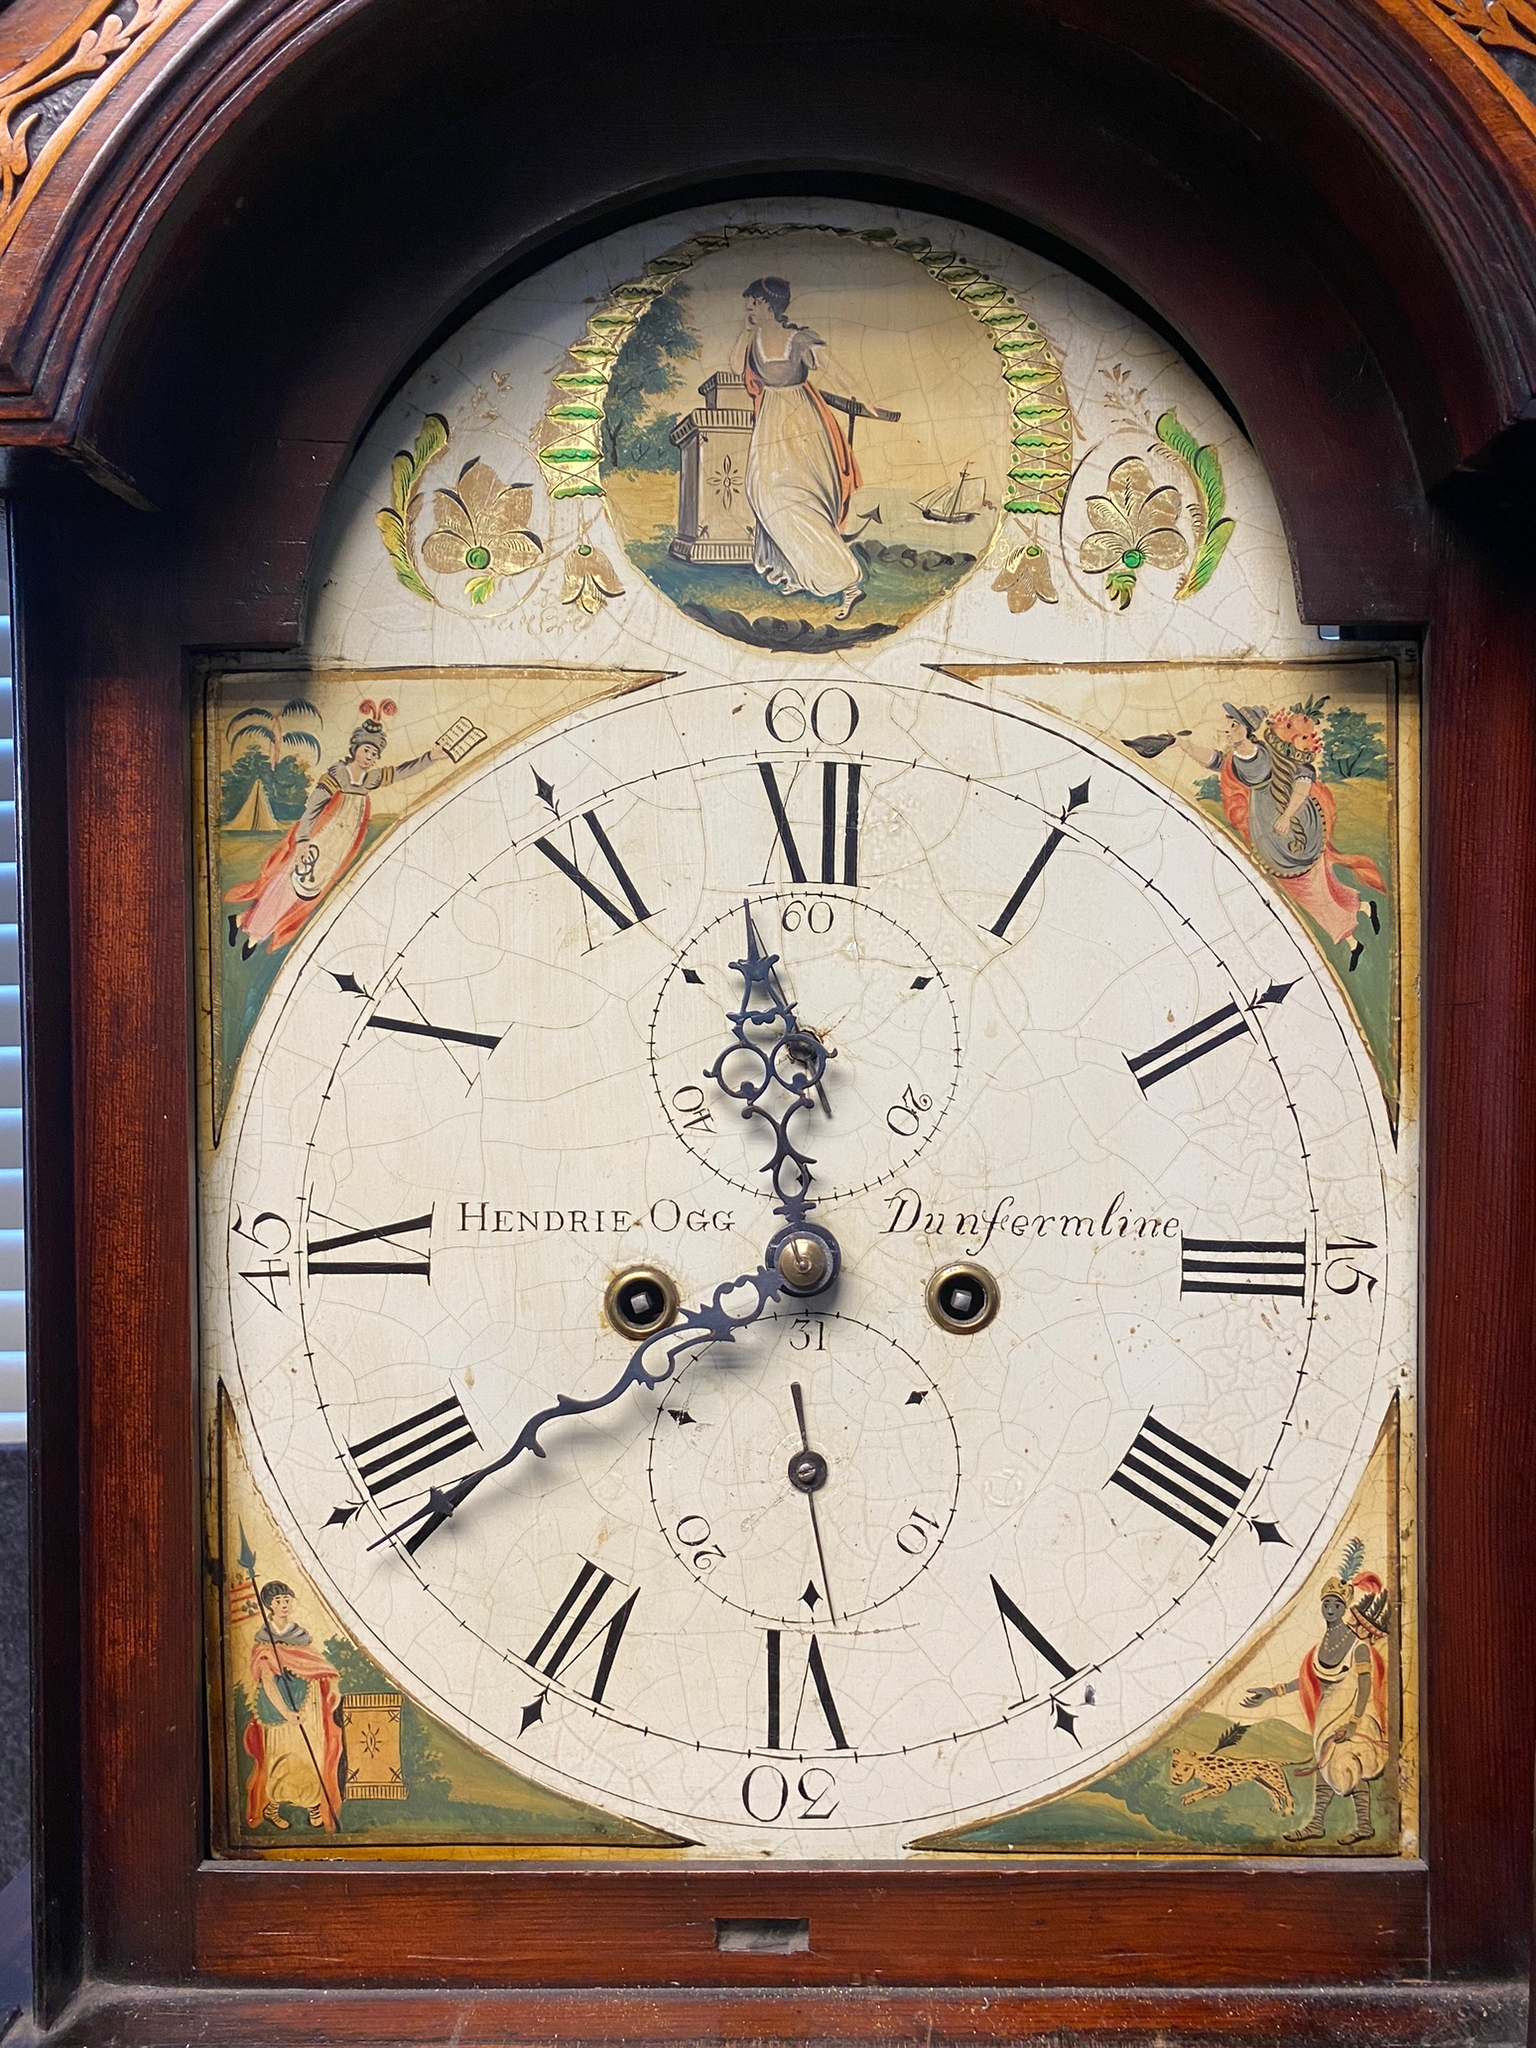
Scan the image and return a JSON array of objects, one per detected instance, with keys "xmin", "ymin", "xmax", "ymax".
[{"xmin": 764, "ymin": 1630, "xmax": 851, "ymax": 1751}]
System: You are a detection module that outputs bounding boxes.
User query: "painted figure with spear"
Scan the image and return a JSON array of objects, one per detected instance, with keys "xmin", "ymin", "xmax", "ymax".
[{"xmin": 237, "ymin": 1523, "xmax": 344, "ymax": 1831}]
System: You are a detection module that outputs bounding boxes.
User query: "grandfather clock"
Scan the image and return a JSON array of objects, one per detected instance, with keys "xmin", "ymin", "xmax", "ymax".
[{"xmin": 3, "ymin": 2, "xmax": 1536, "ymax": 2043}]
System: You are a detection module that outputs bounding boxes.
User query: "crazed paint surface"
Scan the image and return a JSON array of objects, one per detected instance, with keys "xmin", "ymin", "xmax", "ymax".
[{"xmin": 198, "ymin": 201, "xmax": 1417, "ymax": 1859}]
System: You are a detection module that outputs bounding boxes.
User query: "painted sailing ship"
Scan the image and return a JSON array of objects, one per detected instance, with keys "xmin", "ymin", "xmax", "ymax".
[{"xmin": 913, "ymin": 463, "xmax": 992, "ymax": 525}]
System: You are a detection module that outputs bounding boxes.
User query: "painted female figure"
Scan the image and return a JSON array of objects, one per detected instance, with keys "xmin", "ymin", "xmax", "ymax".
[
  {"xmin": 1177, "ymin": 704, "xmax": 1384, "ymax": 970},
  {"xmin": 243, "ymin": 1582, "xmax": 344, "ymax": 1832},
  {"xmin": 226, "ymin": 702, "xmax": 445, "ymax": 959},
  {"xmin": 735, "ymin": 277, "xmax": 864, "ymax": 619},
  {"xmin": 1242, "ymin": 1568, "xmax": 1390, "ymax": 1846}
]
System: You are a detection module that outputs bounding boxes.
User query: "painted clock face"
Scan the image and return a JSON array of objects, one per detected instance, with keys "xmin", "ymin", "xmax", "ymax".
[{"xmin": 219, "ymin": 672, "xmax": 1398, "ymax": 1856}]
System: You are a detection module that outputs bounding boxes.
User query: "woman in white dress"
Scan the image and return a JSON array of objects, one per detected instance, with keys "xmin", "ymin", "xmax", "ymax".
[{"xmin": 736, "ymin": 277, "xmax": 864, "ymax": 619}]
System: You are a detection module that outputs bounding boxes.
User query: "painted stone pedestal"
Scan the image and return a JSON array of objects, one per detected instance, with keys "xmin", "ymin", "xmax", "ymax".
[{"xmin": 669, "ymin": 370, "xmax": 755, "ymax": 562}]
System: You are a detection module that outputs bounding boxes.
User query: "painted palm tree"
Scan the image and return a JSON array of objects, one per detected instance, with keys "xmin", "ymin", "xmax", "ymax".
[{"xmin": 226, "ymin": 698, "xmax": 323, "ymax": 772}]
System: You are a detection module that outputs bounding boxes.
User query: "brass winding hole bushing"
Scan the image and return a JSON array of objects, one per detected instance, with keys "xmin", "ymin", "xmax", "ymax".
[
  {"xmin": 604, "ymin": 1264, "xmax": 680, "ymax": 1339},
  {"xmin": 925, "ymin": 1261, "xmax": 1001, "ymax": 1334}
]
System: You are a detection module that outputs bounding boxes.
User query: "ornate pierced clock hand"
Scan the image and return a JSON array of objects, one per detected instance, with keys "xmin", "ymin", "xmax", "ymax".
[
  {"xmin": 370, "ymin": 1252, "xmax": 810, "ymax": 1552},
  {"xmin": 787, "ymin": 1378, "xmax": 837, "ymax": 1624},
  {"xmin": 374, "ymin": 904, "xmax": 845, "ymax": 1555},
  {"xmin": 705, "ymin": 899, "xmax": 834, "ymax": 1227}
]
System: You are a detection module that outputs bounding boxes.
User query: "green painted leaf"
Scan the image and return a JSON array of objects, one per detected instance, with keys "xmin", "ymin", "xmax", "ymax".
[
  {"xmin": 555, "ymin": 372, "xmax": 609, "ymax": 388},
  {"xmin": 1004, "ymin": 495, "xmax": 1055, "ymax": 515},
  {"xmin": 465, "ymin": 574, "xmax": 496, "ymax": 605},
  {"xmin": 1155, "ymin": 409, "xmax": 1201, "ymax": 471},
  {"xmin": 1105, "ymin": 567, "xmax": 1137, "ymax": 609},
  {"xmin": 1194, "ymin": 443, "xmax": 1227, "ymax": 524},
  {"xmin": 548, "ymin": 404, "xmax": 604, "ymax": 421},
  {"xmin": 413, "ymin": 413, "xmax": 449, "ymax": 474},
  {"xmin": 1183, "ymin": 516, "xmax": 1236, "ymax": 595},
  {"xmin": 374, "ymin": 509, "xmax": 435, "ymax": 604},
  {"xmin": 550, "ymin": 481, "xmax": 606, "ymax": 499},
  {"xmin": 539, "ymin": 445, "xmax": 602, "ymax": 466}
]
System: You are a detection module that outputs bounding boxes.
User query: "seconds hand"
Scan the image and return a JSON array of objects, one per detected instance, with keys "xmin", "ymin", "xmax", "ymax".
[{"xmin": 788, "ymin": 1378, "xmax": 837, "ymax": 1624}]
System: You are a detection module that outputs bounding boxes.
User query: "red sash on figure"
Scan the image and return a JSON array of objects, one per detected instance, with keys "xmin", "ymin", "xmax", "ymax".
[
  {"xmin": 225, "ymin": 787, "xmax": 369, "ymax": 953},
  {"xmin": 1296, "ymin": 1576, "xmax": 1388, "ymax": 1739},
  {"xmin": 741, "ymin": 346, "xmax": 862, "ymax": 528},
  {"xmin": 244, "ymin": 1637, "xmax": 345, "ymax": 1830}
]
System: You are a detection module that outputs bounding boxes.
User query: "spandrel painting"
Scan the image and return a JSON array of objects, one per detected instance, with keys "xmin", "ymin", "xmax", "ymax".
[{"xmin": 198, "ymin": 200, "xmax": 1418, "ymax": 1862}]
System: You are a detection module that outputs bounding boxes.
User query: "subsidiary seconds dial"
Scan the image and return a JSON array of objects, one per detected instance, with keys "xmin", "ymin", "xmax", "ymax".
[{"xmin": 648, "ymin": 1309, "xmax": 960, "ymax": 1624}]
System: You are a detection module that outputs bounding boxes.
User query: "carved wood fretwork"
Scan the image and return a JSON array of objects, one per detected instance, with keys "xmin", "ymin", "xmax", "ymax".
[
  {"xmin": 1414, "ymin": 0, "xmax": 1536, "ymax": 122},
  {"xmin": 0, "ymin": 0, "xmax": 200, "ymax": 254}
]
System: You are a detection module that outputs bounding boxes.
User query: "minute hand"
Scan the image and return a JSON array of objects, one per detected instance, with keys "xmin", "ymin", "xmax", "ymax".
[{"xmin": 371, "ymin": 1258, "xmax": 791, "ymax": 1553}]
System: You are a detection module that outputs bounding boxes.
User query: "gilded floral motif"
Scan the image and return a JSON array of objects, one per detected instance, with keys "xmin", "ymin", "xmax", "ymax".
[
  {"xmin": 422, "ymin": 460, "xmax": 543, "ymax": 605},
  {"xmin": 560, "ymin": 541, "xmax": 625, "ymax": 616},
  {"xmin": 1079, "ymin": 458, "xmax": 1187, "ymax": 608},
  {"xmin": 992, "ymin": 531, "xmax": 1059, "ymax": 612}
]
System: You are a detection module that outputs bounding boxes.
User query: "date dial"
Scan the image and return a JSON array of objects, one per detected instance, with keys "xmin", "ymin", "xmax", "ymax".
[
  {"xmin": 649, "ymin": 890, "xmax": 961, "ymax": 1200},
  {"xmin": 647, "ymin": 1310, "xmax": 961, "ymax": 1625}
]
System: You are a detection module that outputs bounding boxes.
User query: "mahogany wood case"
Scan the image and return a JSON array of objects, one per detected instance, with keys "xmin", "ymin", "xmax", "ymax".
[{"xmin": 5, "ymin": 0, "xmax": 1536, "ymax": 2040}]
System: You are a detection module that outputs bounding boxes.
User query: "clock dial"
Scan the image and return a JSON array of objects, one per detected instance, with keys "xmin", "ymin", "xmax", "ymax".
[{"xmin": 216, "ymin": 672, "xmax": 1399, "ymax": 1855}]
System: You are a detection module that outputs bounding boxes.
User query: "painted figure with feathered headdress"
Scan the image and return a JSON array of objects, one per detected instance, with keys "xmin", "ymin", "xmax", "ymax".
[{"xmin": 1241, "ymin": 1536, "xmax": 1391, "ymax": 1844}]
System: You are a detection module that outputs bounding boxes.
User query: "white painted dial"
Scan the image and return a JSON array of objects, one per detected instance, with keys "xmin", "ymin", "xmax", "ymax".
[{"xmin": 215, "ymin": 672, "xmax": 1402, "ymax": 1856}]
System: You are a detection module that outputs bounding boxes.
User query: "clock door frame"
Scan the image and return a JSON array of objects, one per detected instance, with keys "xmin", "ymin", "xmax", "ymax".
[{"xmin": 7, "ymin": 0, "xmax": 1536, "ymax": 2039}]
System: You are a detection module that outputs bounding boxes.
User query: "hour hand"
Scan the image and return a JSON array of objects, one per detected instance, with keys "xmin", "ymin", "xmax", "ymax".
[{"xmin": 704, "ymin": 901, "xmax": 833, "ymax": 1222}]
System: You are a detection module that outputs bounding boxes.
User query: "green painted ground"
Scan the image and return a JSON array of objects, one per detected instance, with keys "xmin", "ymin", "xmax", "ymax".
[
  {"xmin": 234, "ymin": 1629, "xmax": 687, "ymax": 1847},
  {"xmin": 912, "ymin": 1710, "xmax": 1396, "ymax": 1856}
]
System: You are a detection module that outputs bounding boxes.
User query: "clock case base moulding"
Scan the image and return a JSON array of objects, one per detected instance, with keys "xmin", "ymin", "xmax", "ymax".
[{"xmin": 10, "ymin": 1979, "xmax": 1521, "ymax": 2048}]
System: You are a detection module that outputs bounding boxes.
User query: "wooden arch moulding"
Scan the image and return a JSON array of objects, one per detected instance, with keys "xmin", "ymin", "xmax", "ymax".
[{"xmin": 5, "ymin": 1, "xmax": 1536, "ymax": 2046}]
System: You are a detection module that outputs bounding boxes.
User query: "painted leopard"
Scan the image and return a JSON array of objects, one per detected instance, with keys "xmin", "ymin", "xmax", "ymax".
[{"xmin": 1167, "ymin": 1723, "xmax": 1295, "ymax": 1816}]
